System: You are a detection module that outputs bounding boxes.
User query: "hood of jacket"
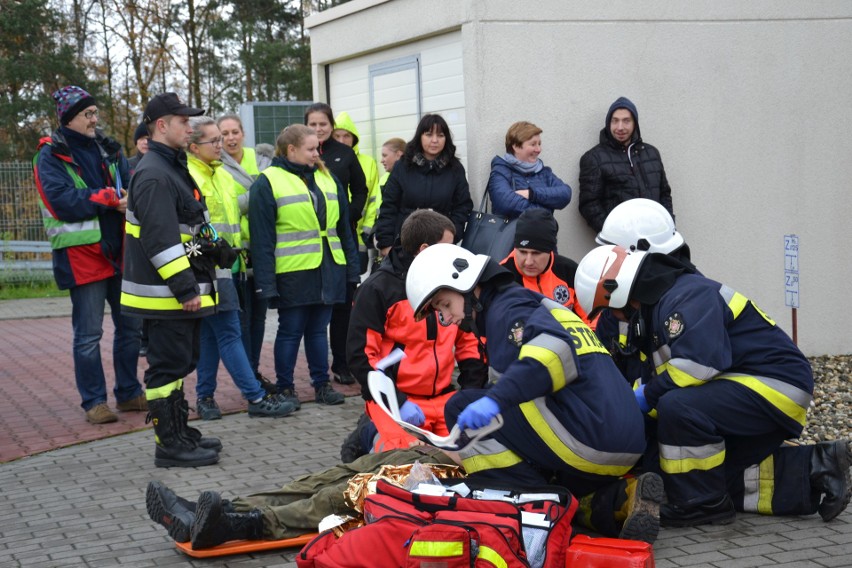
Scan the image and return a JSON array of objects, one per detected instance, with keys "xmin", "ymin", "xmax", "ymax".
[
  {"xmin": 334, "ymin": 111, "xmax": 361, "ymax": 153},
  {"xmin": 601, "ymin": 96, "xmax": 642, "ymax": 146}
]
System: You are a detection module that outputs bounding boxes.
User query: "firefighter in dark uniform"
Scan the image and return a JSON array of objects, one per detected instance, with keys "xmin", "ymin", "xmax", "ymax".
[
  {"xmin": 575, "ymin": 245, "xmax": 852, "ymax": 527},
  {"xmin": 406, "ymin": 244, "xmax": 664, "ymax": 543},
  {"xmin": 122, "ymin": 93, "xmax": 236, "ymax": 467}
]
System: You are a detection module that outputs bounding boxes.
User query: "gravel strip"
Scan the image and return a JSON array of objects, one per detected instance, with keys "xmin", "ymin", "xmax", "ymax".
[{"xmin": 801, "ymin": 354, "xmax": 852, "ymax": 443}]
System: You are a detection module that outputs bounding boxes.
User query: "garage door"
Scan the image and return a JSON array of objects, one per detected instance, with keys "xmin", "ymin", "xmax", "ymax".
[{"xmin": 327, "ymin": 31, "xmax": 466, "ymax": 166}]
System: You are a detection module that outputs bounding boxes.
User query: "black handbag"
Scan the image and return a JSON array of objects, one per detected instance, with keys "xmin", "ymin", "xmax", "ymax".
[{"xmin": 461, "ymin": 184, "xmax": 517, "ymax": 261}]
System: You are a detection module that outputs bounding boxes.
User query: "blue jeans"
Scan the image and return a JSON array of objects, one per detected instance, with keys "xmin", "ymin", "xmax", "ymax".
[
  {"xmin": 237, "ymin": 275, "xmax": 268, "ymax": 373},
  {"xmin": 196, "ymin": 309, "xmax": 265, "ymax": 402},
  {"xmin": 70, "ymin": 276, "xmax": 142, "ymax": 410},
  {"xmin": 274, "ymin": 304, "xmax": 332, "ymax": 390}
]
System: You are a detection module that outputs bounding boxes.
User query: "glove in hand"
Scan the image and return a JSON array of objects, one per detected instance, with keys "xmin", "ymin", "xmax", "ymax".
[
  {"xmin": 89, "ymin": 187, "xmax": 121, "ymax": 208},
  {"xmin": 634, "ymin": 383, "xmax": 651, "ymax": 413},
  {"xmin": 216, "ymin": 241, "xmax": 239, "ymax": 269},
  {"xmin": 399, "ymin": 400, "xmax": 425, "ymax": 426},
  {"xmin": 457, "ymin": 396, "xmax": 499, "ymax": 431}
]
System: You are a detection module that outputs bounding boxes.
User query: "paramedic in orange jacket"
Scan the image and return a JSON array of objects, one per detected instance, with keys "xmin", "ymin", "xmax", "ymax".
[
  {"xmin": 500, "ymin": 208, "xmax": 591, "ymax": 325},
  {"xmin": 347, "ymin": 210, "xmax": 488, "ymax": 451}
]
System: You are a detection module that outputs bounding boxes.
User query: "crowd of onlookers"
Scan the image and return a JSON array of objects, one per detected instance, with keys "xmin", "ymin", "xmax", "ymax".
[{"xmin": 36, "ymin": 86, "xmax": 850, "ymax": 548}]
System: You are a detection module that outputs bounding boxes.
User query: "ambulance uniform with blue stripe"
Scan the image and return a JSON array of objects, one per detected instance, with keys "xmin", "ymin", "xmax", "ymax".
[{"xmin": 641, "ymin": 272, "xmax": 819, "ymax": 515}]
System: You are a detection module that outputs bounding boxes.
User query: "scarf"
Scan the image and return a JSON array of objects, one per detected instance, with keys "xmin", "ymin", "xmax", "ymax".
[
  {"xmin": 412, "ymin": 152, "xmax": 448, "ymax": 171},
  {"xmin": 503, "ymin": 152, "xmax": 543, "ymax": 174},
  {"xmin": 219, "ymin": 150, "xmax": 256, "ymax": 190}
]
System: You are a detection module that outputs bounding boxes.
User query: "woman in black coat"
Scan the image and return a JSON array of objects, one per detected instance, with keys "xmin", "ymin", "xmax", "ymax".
[
  {"xmin": 304, "ymin": 103, "xmax": 369, "ymax": 386},
  {"xmin": 375, "ymin": 114, "xmax": 472, "ymax": 256}
]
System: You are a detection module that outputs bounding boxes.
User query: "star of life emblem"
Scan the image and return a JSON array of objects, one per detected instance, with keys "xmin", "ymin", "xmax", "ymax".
[{"xmin": 553, "ymin": 285, "xmax": 570, "ymax": 305}]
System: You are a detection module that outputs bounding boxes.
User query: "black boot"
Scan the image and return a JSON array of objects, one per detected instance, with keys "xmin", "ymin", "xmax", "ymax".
[
  {"xmin": 148, "ymin": 397, "xmax": 219, "ymax": 468},
  {"xmin": 660, "ymin": 494, "xmax": 736, "ymax": 528},
  {"xmin": 619, "ymin": 472, "xmax": 664, "ymax": 544},
  {"xmin": 146, "ymin": 481, "xmax": 196, "ymax": 542},
  {"xmin": 190, "ymin": 491, "xmax": 263, "ymax": 550},
  {"xmin": 171, "ymin": 389, "xmax": 223, "ymax": 452},
  {"xmin": 811, "ymin": 440, "xmax": 852, "ymax": 521},
  {"xmin": 340, "ymin": 412, "xmax": 371, "ymax": 463}
]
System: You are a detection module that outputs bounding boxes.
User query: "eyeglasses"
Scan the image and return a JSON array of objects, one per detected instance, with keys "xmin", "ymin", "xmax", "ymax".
[
  {"xmin": 83, "ymin": 109, "xmax": 99, "ymax": 120},
  {"xmin": 196, "ymin": 137, "xmax": 223, "ymax": 146}
]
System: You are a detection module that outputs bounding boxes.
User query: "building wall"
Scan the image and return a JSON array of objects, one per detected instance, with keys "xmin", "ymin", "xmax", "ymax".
[{"xmin": 307, "ymin": 0, "xmax": 852, "ymax": 355}]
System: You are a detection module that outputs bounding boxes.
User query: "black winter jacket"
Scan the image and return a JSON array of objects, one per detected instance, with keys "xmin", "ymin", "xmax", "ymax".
[
  {"xmin": 578, "ymin": 131, "xmax": 673, "ymax": 232},
  {"xmin": 374, "ymin": 157, "xmax": 472, "ymax": 249},
  {"xmin": 318, "ymin": 136, "xmax": 367, "ymax": 226}
]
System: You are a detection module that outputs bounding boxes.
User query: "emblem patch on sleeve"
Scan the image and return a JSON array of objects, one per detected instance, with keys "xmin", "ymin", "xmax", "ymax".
[
  {"xmin": 664, "ymin": 312, "xmax": 685, "ymax": 339},
  {"xmin": 508, "ymin": 320, "xmax": 525, "ymax": 347},
  {"xmin": 552, "ymin": 285, "xmax": 570, "ymax": 305}
]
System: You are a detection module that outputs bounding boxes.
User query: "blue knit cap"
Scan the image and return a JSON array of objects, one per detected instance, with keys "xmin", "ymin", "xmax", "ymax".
[{"xmin": 53, "ymin": 86, "xmax": 96, "ymax": 125}]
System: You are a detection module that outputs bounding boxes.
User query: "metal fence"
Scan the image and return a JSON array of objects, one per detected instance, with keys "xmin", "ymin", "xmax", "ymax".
[
  {"xmin": 0, "ymin": 162, "xmax": 43, "ymax": 241},
  {"xmin": 0, "ymin": 162, "xmax": 51, "ymax": 280}
]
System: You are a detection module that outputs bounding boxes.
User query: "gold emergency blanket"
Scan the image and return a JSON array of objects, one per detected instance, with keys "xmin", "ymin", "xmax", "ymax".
[{"xmin": 329, "ymin": 463, "xmax": 464, "ymax": 535}]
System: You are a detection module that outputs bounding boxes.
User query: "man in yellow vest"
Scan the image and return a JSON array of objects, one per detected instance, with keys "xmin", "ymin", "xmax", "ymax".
[
  {"xmin": 122, "ymin": 93, "xmax": 236, "ymax": 467},
  {"xmin": 33, "ymin": 85, "xmax": 146, "ymax": 425}
]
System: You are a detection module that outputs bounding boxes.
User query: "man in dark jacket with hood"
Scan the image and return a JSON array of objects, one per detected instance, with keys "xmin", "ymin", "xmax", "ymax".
[
  {"xmin": 578, "ymin": 97, "xmax": 674, "ymax": 232},
  {"xmin": 33, "ymin": 85, "xmax": 145, "ymax": 425}
]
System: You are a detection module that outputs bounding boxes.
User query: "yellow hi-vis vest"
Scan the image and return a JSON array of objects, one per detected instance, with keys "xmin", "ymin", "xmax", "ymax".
[
  {"xmin": 33, "ymin": 149, "xmax": 115, "ymax": 249},
  {"xmin": 261, "ymin": 166, "xmax": 346, "ymax": 274},
  {"xmin": 235, "ymin": 147, "xmax": 259, "ymax": 247}
]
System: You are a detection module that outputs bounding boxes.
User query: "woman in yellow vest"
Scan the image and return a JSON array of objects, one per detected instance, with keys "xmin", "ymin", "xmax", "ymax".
[
  {"xmin": 217, "ymin": 114, "xmax": 274, "ymax": 389},
  {"xmin": 249, "ymin": 124, "xmax": 361, "ymax": 408},
  {"xmin": 186, "ymin": 117, "xmax": 294, "ymax": 420}
]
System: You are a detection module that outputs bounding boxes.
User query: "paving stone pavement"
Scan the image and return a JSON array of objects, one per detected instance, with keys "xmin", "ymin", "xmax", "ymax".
[
  {"xmin": 1, "ymin": 398, "xmax": 850, "ymax": 567},
  {"xmin": 1, "ymin": 298, "xmax": 851, "ymax": 567}
]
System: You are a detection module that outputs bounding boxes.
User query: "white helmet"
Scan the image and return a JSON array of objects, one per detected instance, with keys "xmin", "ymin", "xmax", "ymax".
[
  {"xmin": 575, "ymin": 245, "xmax": 648, "ymax": 316},
  {"xmin": 596, "ymin": 198, "xmax": 684, "ymax": 254},
  {"xmin": 406, "ymin": 243, "xmax": 490, "ymax": 320}
]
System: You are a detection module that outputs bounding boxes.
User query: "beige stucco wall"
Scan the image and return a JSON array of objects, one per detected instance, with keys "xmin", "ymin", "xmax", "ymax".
[{"xmin": 307, "ymin": 1, "xmax": 852, "ymax": 355}]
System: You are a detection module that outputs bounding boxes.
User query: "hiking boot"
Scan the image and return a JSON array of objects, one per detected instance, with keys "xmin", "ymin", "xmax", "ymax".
[
  {"xmin": 172, "ymin": 389, "xmax": 222, "ymax": 452},
  {"xmin": 276, "ymin": 387, "xmax": 301, "ymax": 411},
  {"xmin": 117, "ymin": 393, "xmax": 148, "ymax": 412},
  {"xmin": 340, "ymin": 412, "xmax": 372, "ymax": 463},
  {"xmin": 248, "ymin": 393, "xmax": 296, "ymax": 418},
  {"xmin": 315, "ymin": 382, "xmax": 345, "ymax": 405},
  {"xmin": 619, "ymin": 472, "xmax": 664, "ymax": 543},
  {"xmin": 333, "ymin": 370, "xmax": 356, "ymax": 385},
  {"xmin": 191, "ymin": 491, "xmax": 263, "ymax": 550},
  {"xmin": 148, "ymin": 397, "xmax": 219, "ymax": 468},
  {"xmin": 661, "ymin": 494, "xmax": 736, "ymax": 528},
  {"xmin": 811, "ymin": 439, "xmax": 852, "ymax": 521},
  {"xmin": 146, "ymin": 481, "xmax": 195, "ymax": 542},
  {"xmin": 86, "ymin": 403, "xmax": 118, "ymax": 424},
  {"xmin": 196, "ymin": 397, "xmax": 222, "ymax": 421},
  {"xmin": 255, "ymin": 372, "xmax": 278, "ymax": 395}
]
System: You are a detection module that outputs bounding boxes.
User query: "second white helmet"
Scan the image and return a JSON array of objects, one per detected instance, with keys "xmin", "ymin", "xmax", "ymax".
[
  {"xmin": 575, "ymin": 245, "xmax": 647, "ymax": 316},
  {"xmin": 406, "ymin": 243, "xmax": 490, "ymax": 320},
  {"xmin": 596, "ymin": 198, "xmax": 684, "ymax": 254}
]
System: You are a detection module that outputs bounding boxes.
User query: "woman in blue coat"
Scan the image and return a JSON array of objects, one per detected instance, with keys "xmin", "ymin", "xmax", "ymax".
[{"xmin": 487, "ymin": 121, "xmax": 572, "ymax": 219}]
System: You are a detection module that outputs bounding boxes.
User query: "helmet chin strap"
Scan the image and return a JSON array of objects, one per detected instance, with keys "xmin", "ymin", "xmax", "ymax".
[{"xmin": 461, "ymin": 291, "xmax": 487, "ymax": 360}]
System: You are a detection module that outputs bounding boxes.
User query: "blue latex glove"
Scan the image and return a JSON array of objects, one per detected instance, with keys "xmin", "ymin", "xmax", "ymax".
[
  {"xmin": 399, "ymin": 400, "xmax": 425, "ymax": 426},
  {"xmin": 456, "ymin": 397, "xmax": 500, "ymax": 431},
  {"xmin": 634, "ymin": 384, "xmax": 651, "ymax": 413}
]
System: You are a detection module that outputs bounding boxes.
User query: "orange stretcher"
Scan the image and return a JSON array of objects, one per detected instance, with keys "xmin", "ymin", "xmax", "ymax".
[{"xmin": 174, "ymin": 533, "xmax": 317, "ymax": 558}]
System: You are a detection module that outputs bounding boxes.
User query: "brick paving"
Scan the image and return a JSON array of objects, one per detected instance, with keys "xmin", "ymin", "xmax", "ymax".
[
  {"xmin": 0, "ymin": 298, "xmax": 360, "ymax": 463},
  {"xmin": 0, "ymin": 298, "xmax": 850, "ymax": 567}
]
